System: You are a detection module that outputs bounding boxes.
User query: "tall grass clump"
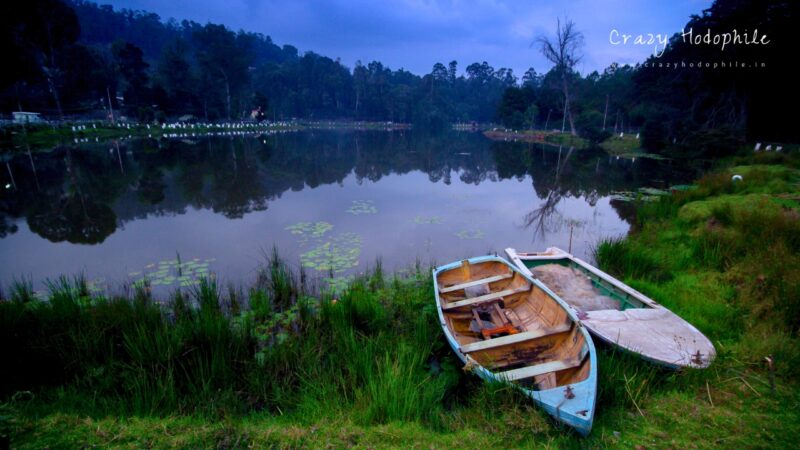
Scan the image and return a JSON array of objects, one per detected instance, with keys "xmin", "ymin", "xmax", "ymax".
[
  {"xmin": 256, "ymin": 247, "xmax": 300, "ymax": 311},
  {"xmin": 6, "ymin": 277, "xmax": 36, "ymax": 303},
  {"xmin": 0, "ymin": 254, "xmax": 464, "ymax": 428},
  {"xmin": 593, "ymin": 236, "xmax": 672, "ymax": 282},
  {"xmin": 595, "ymin": 350, "xmax": 661, "ymax": 415}
]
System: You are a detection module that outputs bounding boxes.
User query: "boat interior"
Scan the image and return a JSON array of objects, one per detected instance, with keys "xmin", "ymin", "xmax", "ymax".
[
  {"xmin": 437, "ymin": 259, "xmax": 591, "ymax": 390},
  {"xmin": 524, "ymin": 258, "xmax": 647, "ymax": 311}
]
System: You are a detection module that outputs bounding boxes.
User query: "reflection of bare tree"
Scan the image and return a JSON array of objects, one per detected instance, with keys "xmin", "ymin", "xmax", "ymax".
[
  {"xmin": 522, "ymin": 145, "xmax": 575, "ymax": 239},
  {"xmin": 523, "ymin": 188, "xmax": 563, "ymax": 238}
]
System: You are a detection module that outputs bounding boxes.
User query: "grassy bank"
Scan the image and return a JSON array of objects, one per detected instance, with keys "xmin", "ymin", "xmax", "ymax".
[
  {"xmin": 598, "ymin": 134, "xmax": 669, "ymax": 160},
  {"xmin": 483, "ymin": 129, "xmax": 589, "ymax": 149},
  {"xmin": 3, "ymin": 154, "xmax": 800, "ymax": 448}
]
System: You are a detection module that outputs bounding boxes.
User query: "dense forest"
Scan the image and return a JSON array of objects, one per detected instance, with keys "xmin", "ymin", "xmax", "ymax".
[
  {"xmin": 1, "ymin": 0, "xmax": 519, "ymax": 127},
  {"xmin": 1, "ymin": 0, "xmax": 798, "ymax": 156}
]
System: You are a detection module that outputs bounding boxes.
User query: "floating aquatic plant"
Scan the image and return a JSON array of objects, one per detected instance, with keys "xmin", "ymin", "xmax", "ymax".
[
  {"xmin": 346, "ymin": 200, "xmax": 377, "ymax": 215},
  {"xmin": 300, "ymin": 232, "xmax": 362, "ymax": 273},
  {"xmin": 413, "ymin": 215, "xmax": 442, "ymax": 225},
  {"xmin": 455, "ymin": 229, "xmax": 484, "ymax": 240},
  {"xmin": 285, "ymin": 221, "xmax": 333, "ymax": 243},
  {"xmin": 130, "ymin": 256, "xmax": 214, "ymax": 288},
  {"xmin": 638, "ymin": 187, "xmax": 669, "ymax": 196},
  {"xmin": 325, "ymin": 275, "xmax": 354, "ymax": 294},
  {"xmin": 609, "ymin": 187, "xmax": 668, "ymax": 203}
]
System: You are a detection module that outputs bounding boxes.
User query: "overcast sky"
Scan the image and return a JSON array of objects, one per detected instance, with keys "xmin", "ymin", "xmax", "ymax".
[{"xmin": 99, "ymin": 0, "xmax": 711, "ymax": 77}]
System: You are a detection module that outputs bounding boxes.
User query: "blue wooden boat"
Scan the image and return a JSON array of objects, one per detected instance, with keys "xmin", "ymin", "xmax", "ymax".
[
  {"xmin": 433, "ymin": 255, "xmax": 597, "ymax": 435},
  {"xmin": 506, "ymin": 247, "xmax": 715, "ymax": 369}
]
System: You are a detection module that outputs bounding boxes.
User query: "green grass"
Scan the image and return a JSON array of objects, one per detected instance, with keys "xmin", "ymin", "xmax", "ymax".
[
  {"xmin": 483, "ymin": 129, "xmax": 590, "ymax": 149},
  {"xmin": 595, "ymin": 157, "xmax": 800, "ymax": 371},
  {"xmin": 3, "ymin": 155, "xmax": 800, "ymax": 448},
  {"xmin": 542, "ymin": 132, "xmax": 589, "ymax": 148},
  {"xmin": 598, "ymin": 134, "xmax": 667, "ymax": 160}
]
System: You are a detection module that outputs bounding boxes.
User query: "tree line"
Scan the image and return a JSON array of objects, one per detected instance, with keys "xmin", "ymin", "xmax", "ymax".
[
  {"xmin": 1, "ymin": 0, "xmax": 520, "ymax": 126},
  {"xmin": 2, "ymin": 0, "xmax": 797, "ymax": 156}
]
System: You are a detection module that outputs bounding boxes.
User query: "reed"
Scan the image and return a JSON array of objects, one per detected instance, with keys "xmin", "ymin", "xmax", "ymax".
[{"xmin": 593, "ymin": 236, "xmax": 672, "ymax": 282}]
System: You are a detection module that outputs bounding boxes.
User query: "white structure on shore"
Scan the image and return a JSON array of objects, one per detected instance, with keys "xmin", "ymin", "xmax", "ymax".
[{"xmin": 13, "ymin": 111, "xmax": 42, "ymax": 124}]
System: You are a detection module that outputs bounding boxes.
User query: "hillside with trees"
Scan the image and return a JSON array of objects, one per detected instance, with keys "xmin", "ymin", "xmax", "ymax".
[
  {"xmin": 1, "ymin": 0, "xmax": 518, "ymax": 126},
  {"xmin": 2, "ymin": 0, "xmax": 798, "ymax": 155}
]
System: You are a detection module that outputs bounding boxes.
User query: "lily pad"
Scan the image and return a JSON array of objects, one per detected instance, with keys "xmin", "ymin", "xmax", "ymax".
[
  {"xmin": 300, "ymin": 232, "xmax": 362, "ymax": 273},
  {"xmin": 128, "ymin": 256, "xmax": 217, "ymax": 287},
  {"xmin": 346, "ymin": 200, "xmax": 377, "ymax": 215},
  {"xmin": 413, "ymin": 215, "xmax": 442, "ymax": 225},
  {"xmin": 325, "ymin": 276, "xmax": 354, "ymax": 294},
  {"xmin": 455, "ymin": 229, "xmax": 484, "ymax": 240},
  {"xmin": 638, "ymin": 187, "xmax": 669, "ymax": 196},
  {"xmin": 610, "ymin": 190, "xmax": 663, "ymax": 203},
  {"xmin": 285, "ymin": 221, "xmax": 334, "ymax": 240}
]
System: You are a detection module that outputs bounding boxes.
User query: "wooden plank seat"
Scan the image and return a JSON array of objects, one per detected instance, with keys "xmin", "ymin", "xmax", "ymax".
[
  {"xmin": 496, "ymin": 345, "xmax": 589, "ymax": 382},
  {"xmin": 460, "ymin": 322, "xmax": 572, "ymax": 354},
  {"xmin": 439, "ymin": 273, "xmax": 513, "ymax": 294},
  {"xmin": 442, "ymin": 286, "xmax": 529, "ymax": 311}
]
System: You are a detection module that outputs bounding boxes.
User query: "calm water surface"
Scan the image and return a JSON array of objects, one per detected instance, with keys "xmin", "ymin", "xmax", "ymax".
[{"xmin": 0, "ymin": 131, "xmax": 693, "ymax": 293}]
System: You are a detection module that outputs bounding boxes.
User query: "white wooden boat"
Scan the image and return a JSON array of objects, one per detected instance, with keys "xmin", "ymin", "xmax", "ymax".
[
  {"xmin": 433, "ymin": 255, "xmax": 597, "ymax": 435},
  {"xmin": 505, "ymin": 247, "xmax": 715, "ymax": 369}
]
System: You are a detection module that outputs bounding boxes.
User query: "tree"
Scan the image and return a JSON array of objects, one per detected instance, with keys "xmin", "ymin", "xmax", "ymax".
[
  {"xmin": 157, "ymin": 38, "xmax": 196, "ymax": 114},
  {"xmin": 1, "ymin": 0, "xmax": 80, "ymax": 118},
  {"xmin": 193, "ymin": 24, "xmax": 251, "ymax": 120},
  {"xmin": 536, "ymin": 18, "xmax": 583, "ymax": 136},
  {"xmin": 447, "ymin": 61, "xmax": 457, "ymax": 84},
  {"xmin": 113, "ymin": 41, "xmax": 150, "ymax": 115},
  {"xmin": 522, "ymin": 68, "xmax": 541, "ymax": 88},
  {"xmin": 353, "ymin": 61, "xmax": 367, "ymax": 118}
]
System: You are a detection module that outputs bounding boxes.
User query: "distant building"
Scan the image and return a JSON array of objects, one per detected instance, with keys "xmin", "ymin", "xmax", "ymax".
[{"xmin": 13, "ymin": 111, "xmax": 42, "ymax": 124}]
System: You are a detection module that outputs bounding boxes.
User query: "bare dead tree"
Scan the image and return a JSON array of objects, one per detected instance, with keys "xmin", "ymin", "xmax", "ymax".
[{"xmin": 536, "ymin": 18, "xmax": 584, "ymax": 136}]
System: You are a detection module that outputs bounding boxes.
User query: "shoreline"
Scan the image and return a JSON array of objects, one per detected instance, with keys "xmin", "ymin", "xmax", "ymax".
[
  {"xmin": 0, "ymin": 120, "xmax": 412, "ymax": 153},
  {"xmin": 482, "ymin": 129, "xmax": 589, "ymax": 148}
]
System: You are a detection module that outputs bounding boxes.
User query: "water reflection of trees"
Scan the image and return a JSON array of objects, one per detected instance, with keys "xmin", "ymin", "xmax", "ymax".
[
  {"xmin": 24, "ymin": 149, "xmax": 120, "ymax": 244},
  {"xmin": 0, "ymin": 131, "xmax": 693, "ymax": 244},
  {"xmin": 491, "ymin": 140, "xmax": 695, "ymax": 236},
  {"xmin": 521, "ymin": 145, "xmax": 573, "ymax": 238}
]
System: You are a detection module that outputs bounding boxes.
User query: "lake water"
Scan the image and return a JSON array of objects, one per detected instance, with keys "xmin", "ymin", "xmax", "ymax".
[{"xmin": 0, "ymin": 130, "xmax": 693, "ymax": 294}]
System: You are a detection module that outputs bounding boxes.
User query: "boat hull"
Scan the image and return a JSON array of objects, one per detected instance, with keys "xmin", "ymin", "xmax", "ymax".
[
  {"xmin": 433, "ymin": 255, "xmax": 597, "ymax": 435},
  {"xmin": 505, "ymin": 247, "xmax": 716, "ymax": 369}
]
